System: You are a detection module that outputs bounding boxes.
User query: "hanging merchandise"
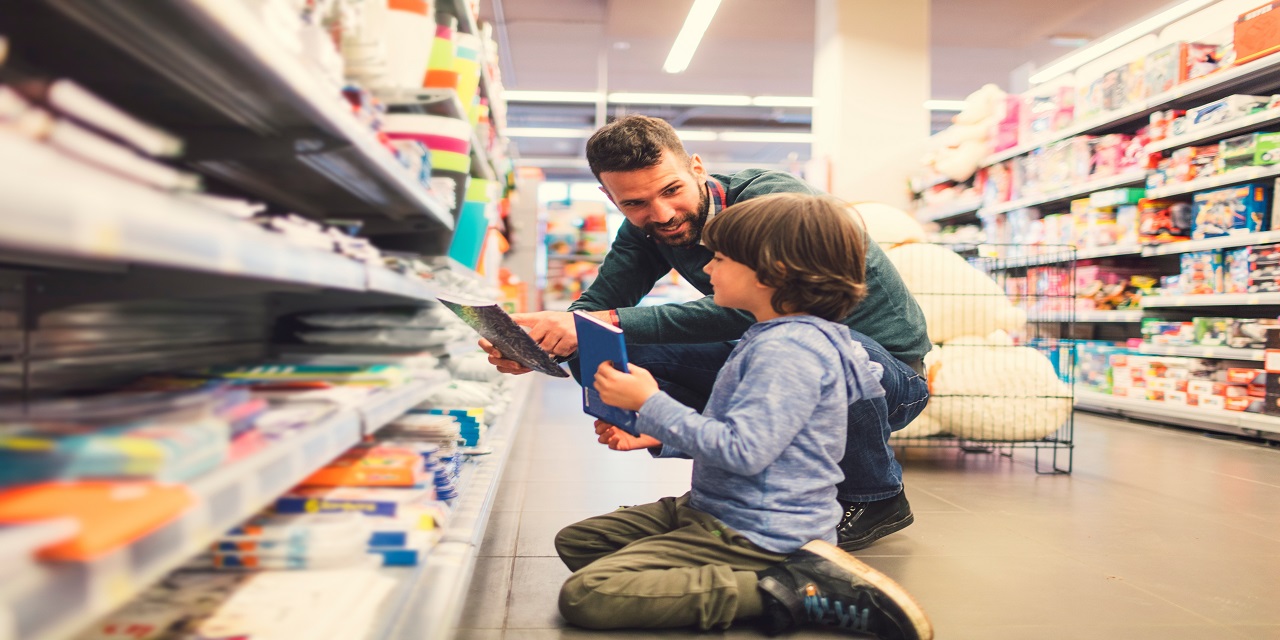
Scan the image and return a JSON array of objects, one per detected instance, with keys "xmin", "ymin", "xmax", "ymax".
[
  {"xmin": 384, "ymin": 112, "xmax": 472, "ymax": 211},
  {"xmin": 423, "ymin": 13, "xmax": 460, "ymax": 89}
]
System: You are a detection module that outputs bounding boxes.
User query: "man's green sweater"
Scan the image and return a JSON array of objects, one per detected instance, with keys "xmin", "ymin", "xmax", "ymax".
[{"xmin": 568, "ymin": 169, "xmax": 931, "ymax": 364}]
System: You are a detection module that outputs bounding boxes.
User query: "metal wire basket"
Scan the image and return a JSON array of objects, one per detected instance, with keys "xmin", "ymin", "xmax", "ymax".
[{"xmin": 886, "ymin": 242, "xmax": 1076, "ymax": 474}]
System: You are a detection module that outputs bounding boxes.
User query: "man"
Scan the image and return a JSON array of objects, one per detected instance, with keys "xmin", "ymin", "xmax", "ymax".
[{"xmin": 483, "ymin": 115, "xmax": 930, "ymax": 551}]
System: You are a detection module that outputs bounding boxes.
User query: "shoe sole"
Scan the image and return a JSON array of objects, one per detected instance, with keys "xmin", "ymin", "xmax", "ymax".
[
  {"xmin": 801, "ymin": 539, "xmax": 934, "ymax": 640},
  {"xmin": 838, "ymin": 512, "xmax": 915, "ymax": 552}
]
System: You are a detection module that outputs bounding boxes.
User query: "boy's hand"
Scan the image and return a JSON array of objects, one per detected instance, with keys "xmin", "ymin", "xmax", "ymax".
[
  {"xmin": 593, "ymin": 362, "xmax": 659, "ymax": 411},
  {"xmin": 479, "ymin": 338, "xmax": 532, "ymax": 375},
  {"xmin": 594, "ymin": 420, "xmax": 663, "ymax": 451}
]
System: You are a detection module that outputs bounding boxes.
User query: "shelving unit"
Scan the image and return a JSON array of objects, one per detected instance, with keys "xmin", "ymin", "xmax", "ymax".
[
  {"xmin": 381, "ymin": 88, "xmax": 501, "ymax": 182},
  {"xmin": 1136, "ymin": 344, "xmax": 1264, "ymax": 361},
  {"xmin": 1076, "ymin": 390, "xmax": 1280, "ymax": 437},
  {"xmin": 547, "ymin": 253, "xmax": 606, "ymax": 263},
  {"xmin": 915, "ymin": 198, "xmax": 983, "ymax": 224},
  {"xmin": 1146, "ymin": 106, "xmax": 1280, "ymax": 155},
  {"xmin": 1146, "ymin": 164, "xmax": 1280, "ymax": 199},
  {"xmin": 1141, "ymin": 292, "xmax": 1280, "ymax": 307},
  {"xmin": 990, "ymin": 244, "xmax": 1141, "ymax": 269},
  {"xmin": 0, "ymin": 380, "xmax": 443, "ymax": 640},
  {"xmin": 1141, "ymin": 230, "xmax": 1280, "ymax": 256},
  {"xmin": 979, "ymin": 170, "xmax": 1147, "ymax": 217},
  {"xmin": 1030, "ymin": 310, "xmax": 1145, "ymax": 323}
]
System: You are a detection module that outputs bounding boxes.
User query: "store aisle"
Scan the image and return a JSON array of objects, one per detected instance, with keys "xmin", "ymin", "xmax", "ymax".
[{"xmin": 458, "ymin": 378, "xmax": 1280, "ymax": 640}]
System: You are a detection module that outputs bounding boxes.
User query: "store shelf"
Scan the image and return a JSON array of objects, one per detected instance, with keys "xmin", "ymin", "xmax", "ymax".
[
  {"xmin": 988, "ymin": 244, "xmax": 1141, "ymax": 270},
  {"xmin": 982, "ymin": 53, "xmax": 1280, "ymax": 169},
  {"xmin": 1029, "ymin": 310, "xmax": 1145, "ymax": 323},
  {"xmin": 1, "ymin": 381, "xmax": 440, "ymax": 640},
  {"xmin": 979, "ymin": 171, "xmax": 1147, "ymax": 217},
  {"xmin": 910, "ymin": 174, "xmax": 955, "ymax": 194},
  {"xmin": 547, "ymin": 253, "xmax": 606, "ymax": 263},
  {"xmin": 1141, "ymin": 230, "xmax": 1280, "ymax": 256},
  {"xmin": 915, "ymin": 198, "xmax": 983, "ymax": 223},
  {"xmin": 382, "ymin": 88, "xmax": 498, "ymax": 182},
  {"xmin": 1146, "ymin": 107, "xmax": 1280, "ymax": 155},
  {"xmin": 1146, "ymin": 164, "xmax": 1280, "ymax": 199},
  {"xmin": 32, "ymin": 0, "xmax": 452, "ymax": 231},
  {"xmin": 1142, "ymin": 293, "xmax": 1280, "ymax": 307},
  {"xmin": 444, "ymin": 0, "xmax": 502, "ymax": 136},
  {"xmin": 1136, "ymin": 344, "xmax": 1264, "ymax": 361},
  {"xmin": 1075, "ymin": 389, "xmax": 1280, "ymax": 437},
  {"xmin": 377, "ymin": 376, "xmax": 536, "ymax": 640}
]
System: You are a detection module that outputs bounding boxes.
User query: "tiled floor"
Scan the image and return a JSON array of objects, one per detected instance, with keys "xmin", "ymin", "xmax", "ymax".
[{"xmin": 458, "ymin": 378, "xmax": 1280, "ymax": 639}]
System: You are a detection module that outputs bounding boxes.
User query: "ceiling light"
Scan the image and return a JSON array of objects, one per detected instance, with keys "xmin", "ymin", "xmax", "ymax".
[
  {"xmin": 717, "ymin": 131, "xmax": 813, "ymax": 143},
  {"xmin": 503, "ymin": 90, "xmax": 602, "ymax": 103},
  {"xmin": 608, "ymin": 92, "xmax": 752, "ymax": 106},
  {"xmin": 1030, "ymin": 0, "xmax": 1216, "ymax": 85},
  {"xmin": 674, "ymin": 130, "xmax": 718, "ymax": 141},
  {"xmin": 1048, "ymin": 34, "xmax": 1091, "ymax": 47},
  {"xmin": 924, "ymin": 100, "xmax": 968, "ymax": 111},
  {"xmin": 663, "ymin": 0, "xmax": 723, "ymax": 74},
  {"xmin": 505, "ymin": 127, "xmax": 594, "ymax": 138},
  {"xmin": 751, "ymin": 96, "xmax": 818, "ymax": 108}
]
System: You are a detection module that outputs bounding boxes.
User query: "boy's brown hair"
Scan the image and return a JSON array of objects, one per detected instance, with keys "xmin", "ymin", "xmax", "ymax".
[{"xmin": 702, "ymin": 192, "xmax": 868, "ymax": 321}]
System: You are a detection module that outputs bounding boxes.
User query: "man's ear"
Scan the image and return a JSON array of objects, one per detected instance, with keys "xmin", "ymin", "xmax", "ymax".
[{"xmin": 689, "ymin": 154, "xmax": 707, "ymax": 181}]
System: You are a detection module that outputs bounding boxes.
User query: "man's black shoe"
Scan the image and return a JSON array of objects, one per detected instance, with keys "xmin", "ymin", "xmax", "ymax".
[
  {"xmin": 837, "ymin": 491, "xmax": 914, "ymax": 551},
  {"xmin": 756, "ymin": 539, "xmax": 932, "ymax": 639}
]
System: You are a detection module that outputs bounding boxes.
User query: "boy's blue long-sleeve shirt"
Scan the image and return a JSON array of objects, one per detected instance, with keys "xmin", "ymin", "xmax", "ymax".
[{"xmin": 635, "ymin": 315, "xmax": 885, "ymax": 553}]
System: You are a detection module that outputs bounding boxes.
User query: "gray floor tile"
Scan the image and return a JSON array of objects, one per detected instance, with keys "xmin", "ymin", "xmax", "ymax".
[
  {"xmin": 513, "ymin": 510, "xmax": 602, "ymax": 557},
  {"xmin": 458, "ymin": 556, "xmax": 514, "ymax": 629},
  {"xmin": 932, "ymin": 625, "xmax": 1244, "ymax": 640},
  {"xmin": 1229, "ymin": 625, "xmax": 1280, "ymax": 640},
  {"xmin": 455, "ymin": 629, "xmax": 505, "ymax": 640},
  {"xmin": 491, "ymin": 481, "xmax": 527, "ymax": 513},
  {"xmin": 505, "ymin": 557, "xmax": 573, "ymax": 629},
  {"xmin": 1088, "ymin": 553, "xmax": 1280, "ymax": 625},
  {"xmin": 855, "ymin": 511, "xmax": 1058, "ymax": 557},
  {"xmin": 478, "ymin": 508, "xmax": 522, "ymax": 557},
  {"xmin": 520, "ymin": 480, "xmax": 694, "ymax": 513}
]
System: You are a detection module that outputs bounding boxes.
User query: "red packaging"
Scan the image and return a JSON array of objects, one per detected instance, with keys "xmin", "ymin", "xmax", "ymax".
[
  {"xmin": 1227, "ymin": 367, "xmax": 1265, "ymax": 384},
  {"xmin": 1225, "ymin": 396, "xmax": 1254, "ymax": 411},
  {"xmin": 1235, "ymin": 2, "xmax": 1280, "ymax": 65}
]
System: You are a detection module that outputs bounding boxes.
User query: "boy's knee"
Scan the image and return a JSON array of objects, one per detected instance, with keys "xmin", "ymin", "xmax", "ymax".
[
  {"xmin": 553, "ymin": 524, "xmax": 587, "ymax": 561},
  {"xmin": 558, "ymin": 572, "xmax": 611, "ymax": 629}
]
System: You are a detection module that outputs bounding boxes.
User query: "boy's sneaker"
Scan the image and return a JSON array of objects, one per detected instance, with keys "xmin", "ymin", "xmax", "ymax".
[
  {"xmin": 837, "ymin": 491, "xmax": 914, "ymax": 551},
  {"xmin": 757, "ymin": 540, "xmax": 932, "ymax": 640}
]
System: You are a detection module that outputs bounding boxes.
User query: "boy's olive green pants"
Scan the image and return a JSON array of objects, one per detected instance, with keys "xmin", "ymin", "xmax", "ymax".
[{"xmin": 554, "ymin": 493, "xmax": 789, "ymax": 631}]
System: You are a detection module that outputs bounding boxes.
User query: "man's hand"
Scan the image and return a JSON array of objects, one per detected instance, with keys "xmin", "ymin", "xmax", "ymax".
[
  {"xmin": 594, "ymin": 362, "xmax": 659, "ymax": 411},
  {"xmin": 512, "ymin": 310, "xmax": 614, "ymax": 357},
  {"xmin": 593, "ymin": 419, "xmax": 663, "ymax": 451},
  {"xmin": 478, "ymin": 338, "xmax": 532, "ymax": 375}
]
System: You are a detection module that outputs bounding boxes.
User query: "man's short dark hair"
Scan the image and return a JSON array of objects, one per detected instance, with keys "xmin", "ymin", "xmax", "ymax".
[
  {"xmin": 702, "ymin": 193, "xmax": 869, "ymax": 321},
  {"xmin": 586, "ymin": 115, "xmax": 690, "ymax": 180}
]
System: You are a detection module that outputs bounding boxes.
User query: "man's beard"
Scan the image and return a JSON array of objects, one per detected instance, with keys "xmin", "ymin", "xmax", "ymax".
[{"xmin": 644, "ymin": 184, "xmax": 710, "ymax": 248}]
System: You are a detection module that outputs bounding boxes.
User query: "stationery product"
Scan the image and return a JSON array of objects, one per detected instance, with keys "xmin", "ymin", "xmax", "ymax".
[
  {"xmin": 436, "ymin": 293, "xmax": 570, "ymax": 377},
  {"xmin": 573, "ymin": 311, "xmax": 639, "ymax": 434},
  {"xmin": 301, "ymin": 446, "xmax": 425, "ymax": 487},
  {"xmin": 0, "ymin": 481, "xmax": 194, "ymax": 560}
]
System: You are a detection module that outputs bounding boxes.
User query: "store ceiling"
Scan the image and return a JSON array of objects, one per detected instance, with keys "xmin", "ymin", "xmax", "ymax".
[{"xmin": 480, "ymin": 0, "xmax": 1176, "ymax": 179}]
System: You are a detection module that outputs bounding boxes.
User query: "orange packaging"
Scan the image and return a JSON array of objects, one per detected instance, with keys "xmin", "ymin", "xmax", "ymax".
[
  {"xmin": 1235, "ymin": 2, "xmax": 1280, "ymax": 65},
  {"xmin": 1224, "ymin": 397, "xmax": 1256, "ymax": 412},
  {"xmin": 1226, "ymin": 368, "xmax": 1265, "ymax": 384},
  {"xmin": 0, "ymin": 481, "xmax": 194, "ymax": 560},
  {"xmin": 301, "ymin": 446, "xmax": 424, "ymax": 487}
]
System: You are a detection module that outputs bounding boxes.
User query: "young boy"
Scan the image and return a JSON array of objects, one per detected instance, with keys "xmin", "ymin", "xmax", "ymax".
[{"xmin": 554, "ymin": 193, "xmax": 933, "ymax": 639}]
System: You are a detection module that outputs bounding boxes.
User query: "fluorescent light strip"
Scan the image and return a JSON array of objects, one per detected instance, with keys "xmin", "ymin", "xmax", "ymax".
[
  {"xmin": 718, "ymin": 131, "xmax": 813, "ymax": 143},
  {"xmin": 924, "ymin": 100, "xmax": 968, "ymax": 111},
  {"xmin": 503, "ymin": 90, "xmax": 601, "ymax": 103},
  {"xmin": 752, "ymin": 96, "xmax": 818, "ymax": 108},
  {"xmin": 664, "ymin": 0, "xmax": 723, "ymax": 74},
  {"xmin": 607, "ymin": 92, "xmax": 752, "ymax": 106},
  {"xmin": 505, "ymin": 127, "xmax": 594, "ymax": 138},
  {"xmin": 1029, "ymin": 0, "xmax": 1216, "ymax": 84},
  {"xmin": 675, "ymin": 130, "xmax": 718, "ymax": 141}
]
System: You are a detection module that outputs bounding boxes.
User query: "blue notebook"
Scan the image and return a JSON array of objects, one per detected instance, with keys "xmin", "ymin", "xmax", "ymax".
[{"xmin": 573, "ymin": 311, "xmax": 639, "ymax": 435}]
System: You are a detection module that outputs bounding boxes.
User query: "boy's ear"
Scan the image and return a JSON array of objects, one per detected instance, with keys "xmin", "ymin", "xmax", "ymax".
[{"xmin": 756, "ymin": 262, "xmax": 787, "ymax": 289}]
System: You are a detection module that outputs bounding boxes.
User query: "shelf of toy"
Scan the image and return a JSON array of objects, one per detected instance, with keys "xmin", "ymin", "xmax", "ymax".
[
  {"xmin": 547, "ymin": 253, "xmax": 607, "ymax": 263},
  {"xmin": 1029, "ymin": 310, "xmax": 1145, "ymax": 323},
  {"xmin": 36, "ymin": 0, "xmax": 453, "ymax": 232},
  {"xmin": 915, "ymin": 198, "xmax": 983, "ymax": 224},
  {"xmin": 376, "ymin": 376, "xmax": 536, "ymax": 640},
  {"xmin": 1140, "ymin": 230, "xmax": 1280, "ymax": 256},
  {"xmin": 988, "ymin": 244, "xmax": 1141, "ymax": 270},
  {"xmin": 1075, "ymin": 389, "xmax": 1280, "ymax": 437},
  {"xmin": 1136, "ymin": 344, "xmax": 1264, "ymax": 361},
  {"xmin": 1146, "ymin": 164, "xmax": 1280, "ymax": 199},
  {"xmin": 0, "ymin": 381, "xmax": 440, "ymax": 640},
  {"xmin": 979, "ymin": 171, "xmax": 1147, "ymax": 217},
  {"xmin": 910, "ymin": 174, "xmax": 955, "ymax": 194},
  {"xmin": 1146, "ymin": 107, "xmax": 1280, "ymax": 155},
  {"xmin": 981, "ymin": 54, "xmax": 1280, "ymax": 170},
  {"xmin": 1141, "ymin": 292, "xmax": 1280, "ymax": 308}
]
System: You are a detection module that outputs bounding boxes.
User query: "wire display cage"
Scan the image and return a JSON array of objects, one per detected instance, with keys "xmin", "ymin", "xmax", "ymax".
[{"xmin": 887, "ymin": 242, "xmax": 1076, "ymax": 474}]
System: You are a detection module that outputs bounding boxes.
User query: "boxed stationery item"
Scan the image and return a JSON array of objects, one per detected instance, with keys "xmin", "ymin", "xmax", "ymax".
[
  {"xmin": 1192, "ymin": 183, "xmax": 1270, "ymax": 239},
  {"xmin": 1138, "ymin": 198, "xmax": 1193, "ymax": 243},
  {"xmin": 1187, "ymin": 95, "xmax": 1269, "ymax": 130},
  {"xmin": 1090, "ymin": 187, "xmax": 1146, "ymax": 208},
  {"xmin": 1142, "ymin": 319, "xmax": 1195, "ymax": 345},
  {"xmin": 1235, "ymin": 1, "xmax": 1280, "ymax": 65},
  {"xmin": 1181, "ymin": 250, "xmax": 1224, "ymax": 294}
]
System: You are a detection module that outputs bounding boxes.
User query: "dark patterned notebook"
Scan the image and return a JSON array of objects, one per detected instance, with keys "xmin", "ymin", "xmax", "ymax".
[{"xmin": 436, "ymin": 293, "xmax": 570, "ymax": 378}]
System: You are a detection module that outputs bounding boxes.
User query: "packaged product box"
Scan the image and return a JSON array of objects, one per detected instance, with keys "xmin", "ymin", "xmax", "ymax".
[
  {"xmin": 1138, "ymin": 198, "xmax": 1193, "ymax": 243},
  {"xmin": 1227, "ymin": 367, "xmax": 1266, "ymax": 384},
  {"xmin": 1224, "ymin": 396, "xmax": 1262, "ymax": 412},
  {"xmin": 1187, "ymin": 95, "xmax": 1269, "ymax": 129},
  {"xmin": 1255, "ymin": 132, "xmax": 1280, "ymax": 165},
  {"xmin": 1201, "ymin": 394, "xmax": 1229, "ymax": 410},
  {"xmin": 1116, "ymin": 204, "xmax": 1140, "ymax": 246},
  {"xmin": 1101, "ymin": 65, "xmax": 1131, "ymax": 112},
  {"xmin": 1227, "ymin": 318, "xmax": 1280, "ymax": 348},
  {"xmin": 1266, "ymin": 328, "xmax": 1280, "ymax": 415},
  {"xmin": 1191, "ymin": 183, "xmax": 1270, "ymax": 239},
  {"xmin": 1226, "ymin": 247, "xmax": 1253, "ymax": 293},
  {"xmin": 1180, "ymin": 250, "xmax": 1224, "ymax": 294},
  {"xmin": 1165, "ymin": 390, "xmax": 1189, "ymax": 404},
  {"xmin": 1187, "ymin": 380, "xmax": 1248, "ymax": 397},
  {"xmin": 1078, "ymin": 76, "xmax": 1106, "ymax": 121},
  {"xmin": 1184, "ymin": 42, "xmax": 1226, "ymax": 82},
  {"xmin": 1144, "ymin": 43, "xmax": 1186, "ymax": 97},
  {"xmin": 1221, "ymin": 133, "xmax": 1262, "ymax": 171},
  {"xmin": 1142, "ymin": 319, "xmax": 1196, "ymax": 345},
  {"xmin": 1091, "ymin": 188, "xmax": 1146, "ymax": 208},
  {"xmin": 1235, "ymin": 1, "xmax": 1280, "ymax": 65},
  {"xmin": 1194, "ymin": 317, "xmax": 1233, "ymax": 345}
]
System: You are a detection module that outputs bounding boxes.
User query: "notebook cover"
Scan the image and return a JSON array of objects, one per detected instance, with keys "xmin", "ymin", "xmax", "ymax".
[
  {"xmin": 572, "ymin": 311, "xmax": 639, "ymax": 434},
  {"xmin": 436, "ymin": 293, "xmax": 570, "ymax": 377}
]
